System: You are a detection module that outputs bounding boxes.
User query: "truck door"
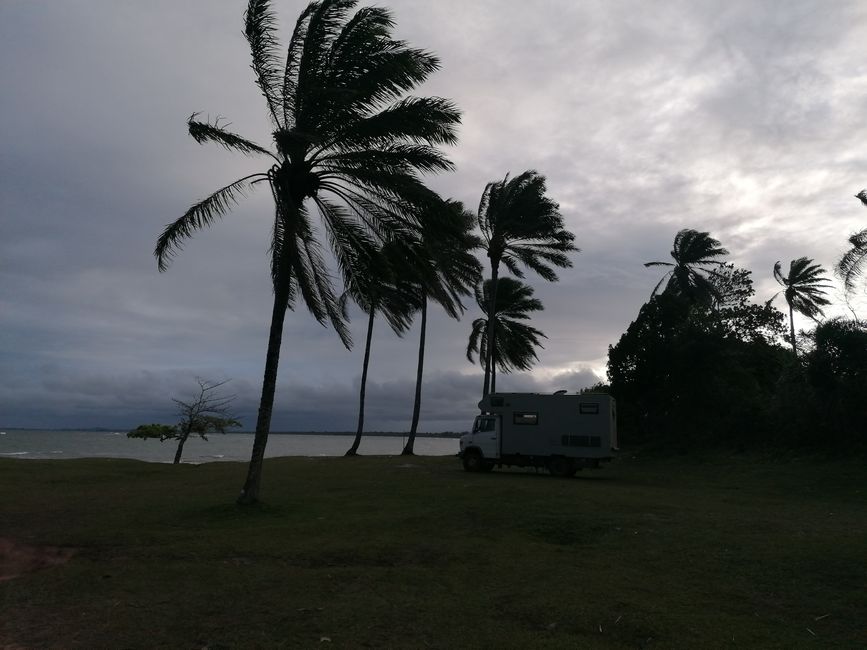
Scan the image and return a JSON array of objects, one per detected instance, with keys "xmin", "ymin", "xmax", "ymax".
[{"xmin": 475, "ymin": 415, "xmax": 500, "ymax": 459}]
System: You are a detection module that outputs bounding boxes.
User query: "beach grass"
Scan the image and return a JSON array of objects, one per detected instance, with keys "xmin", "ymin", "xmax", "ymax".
[{"xmin": 1, "ymin": 452, "xmax": 866, "ymax": 648}]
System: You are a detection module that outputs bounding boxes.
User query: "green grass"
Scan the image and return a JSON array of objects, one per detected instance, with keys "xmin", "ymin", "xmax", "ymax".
[{"xmin": 1, "ymin": 452, "xmax": 866, "ymax": 648}]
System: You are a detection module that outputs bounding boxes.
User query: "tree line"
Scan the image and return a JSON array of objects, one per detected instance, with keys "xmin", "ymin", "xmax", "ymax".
[{"xmin": 608, "ymin": 220, "xmax": 866, "ymax": 453}]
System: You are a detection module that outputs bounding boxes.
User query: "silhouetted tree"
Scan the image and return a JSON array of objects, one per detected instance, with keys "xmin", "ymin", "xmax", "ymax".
[
  {"xmin": 127, "ymin": 378, "xmax": 241, "ymax": 464},
  {"xmin": 771, "ymin": 257, "xmax": 832, "ymax": 356},
  {"xmin": 467, "ymin": 277, "xmax": 546, "ymax": 393},
  {"xmin": 154, "ymin": 0, "xmax": 459, "ymax": 503},
  {"xmin": 401, "ymin": 200, "xmax": 482, "ymax": 455},
  {"xmin": 645, "ymin": 229, "xmax": 729, "ymax": 304},
  {"xmin": 475, "ymin": 171, "xmax": 576, "ymax": 396},
  {"xmin": 805, "ymin": 317, "xmax": 867, "ymax": 446},
  {"xmin": 342, "ymin": 243, "xmax": 418, "ymax": 456},
  {"xmin": 608, "ymin": 292, "xmax": 787, "ymax": 448}
]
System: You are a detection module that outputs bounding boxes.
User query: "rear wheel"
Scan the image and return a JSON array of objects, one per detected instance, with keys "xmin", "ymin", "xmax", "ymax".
[
  {"xmin": 462, "ymin": 449, "xmax": 484, "ymax": 472},
  {"xmin": 547, "ymin": 457, "xmax": 576, "ymax": 478}
]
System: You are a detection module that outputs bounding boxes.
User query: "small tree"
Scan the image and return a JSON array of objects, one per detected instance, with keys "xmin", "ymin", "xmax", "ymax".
[{"xmin": 128, "ymin": 378, "xmax": 242, "ymax": 464}]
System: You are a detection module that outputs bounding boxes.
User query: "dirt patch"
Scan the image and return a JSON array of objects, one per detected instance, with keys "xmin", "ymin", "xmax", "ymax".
[{"xmin": 0, "ymin": 537, "xmax": 75, "ymax": 582}]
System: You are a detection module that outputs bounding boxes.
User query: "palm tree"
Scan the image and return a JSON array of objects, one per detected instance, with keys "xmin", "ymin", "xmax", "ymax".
[
  {"xmin": 835, "ymin": 191, "xmax": 867, "ymax": 296},
  {"xmin": 343, "ymin": 243, "xmax": 419, "ymax": 456},
  {"xmin": 154, "ymin": 0, "xmax": 460, "ymax": 504},
  {"xmin": 645, "ymin": 229, "xmax": 729, "ymax": 304},
  {"xmin": 771, "ymin": 257, "xmax": 833, "ymax": 356},
  {"xmin": 400, "ymin": 200, "xmax": 482, "ymax": 455},
  {"xmin": 476, "ymin": 171, "xmax": 576, "ymax": 396},
  {"xmin": 467, "ymin": 277, "xmax": 546, "ymax": 393}
]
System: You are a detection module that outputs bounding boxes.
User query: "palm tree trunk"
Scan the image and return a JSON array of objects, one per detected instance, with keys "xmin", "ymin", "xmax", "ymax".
[
  {"xmin": 237, "ymin": 281, "xmax": 290, "ymax": 504},
  {"xmin": 483, "ymin": 264, "xmax": 500, "ymax": 397},
  {"xmin": 402, "ymin": 297, "xmax": 427, "ymax": 455},
  {"xmin": 789, "ymin": 303, "xmax": 797, "ymax": 356},
  {"xmin": 347, "ymin": 308, "xmax": 376, "ymax": 456},
  {"xmin": 491, "ymin": 352, "xmax": 497, "ymax": 393}
]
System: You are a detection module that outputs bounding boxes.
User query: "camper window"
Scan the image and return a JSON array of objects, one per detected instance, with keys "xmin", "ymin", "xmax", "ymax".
[{"xmin": 513, "ymin": 412, "xmax": 538, "ymax": 425}]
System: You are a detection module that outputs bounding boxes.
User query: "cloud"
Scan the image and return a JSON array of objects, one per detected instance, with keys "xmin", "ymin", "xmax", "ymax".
[{"xmin": 1, "ymin": 0, "xmax": 865, "ymax": 429}]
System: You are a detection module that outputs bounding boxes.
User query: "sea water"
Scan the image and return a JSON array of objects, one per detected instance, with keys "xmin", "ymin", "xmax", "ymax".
[{"xmin": 0, "ymin": 430, "xmax": 459, "ymax": 463}]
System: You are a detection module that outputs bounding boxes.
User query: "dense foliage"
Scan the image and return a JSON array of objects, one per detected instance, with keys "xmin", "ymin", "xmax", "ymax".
[{"xmin": 608, "ymin": 267, "xmax": 866, "ymax": 452}]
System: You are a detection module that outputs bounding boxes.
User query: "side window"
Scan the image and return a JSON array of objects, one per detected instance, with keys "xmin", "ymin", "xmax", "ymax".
[
  {"xmin": 479, "ymin": 418, "xmax": 496, "ymax": 432},
  {"xmin": 579, "ymin": 403, "xmax": 600, "ymax": 415},
  {"xmin": 513, "ymin": 412, "xmax": 538, "ymax": 425}
]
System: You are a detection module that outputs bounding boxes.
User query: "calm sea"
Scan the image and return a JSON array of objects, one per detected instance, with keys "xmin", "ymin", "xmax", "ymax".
[{"xmin": 0, "ymin": 430, "xmax": 459, "ymax": 463}]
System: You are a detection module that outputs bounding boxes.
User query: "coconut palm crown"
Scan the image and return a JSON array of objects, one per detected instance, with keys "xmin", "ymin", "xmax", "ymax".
[
  {"xmin": 467, "ymin": 277, "xmax": 547, "ymax": 393},
  {"xmin": 476, "ymin": 171, "xmax": 576, "ymax": 396},
  {"xmin": 645, "ymin": 229, "xmax": 729, "ymax": 303},
  {"xmin": 155, "ymin": 0, "xmax": 460, "ymax": 504},
  {"xmin": 771, "ymin": 257, "xmax": 833, "ymax": 355}
]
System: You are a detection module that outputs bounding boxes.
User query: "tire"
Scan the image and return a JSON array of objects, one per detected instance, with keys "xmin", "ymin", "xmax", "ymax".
[
  {"xmin": 547, "ymin": 457, "xmax": 575, "ymax": 478},
  {"xmin": 462, "ymin": 449, "xmax": 484, "ymax": 472}
]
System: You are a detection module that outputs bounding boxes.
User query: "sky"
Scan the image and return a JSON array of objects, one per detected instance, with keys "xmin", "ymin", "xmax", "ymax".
[{"xmin": 2, "ymin": 0, "xmax": 866, "ymax": 432}]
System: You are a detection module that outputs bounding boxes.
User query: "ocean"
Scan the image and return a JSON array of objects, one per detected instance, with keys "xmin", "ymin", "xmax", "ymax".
[{"xmin": 0, "ymin": 430, "xmax": 459, "ymax": 463}]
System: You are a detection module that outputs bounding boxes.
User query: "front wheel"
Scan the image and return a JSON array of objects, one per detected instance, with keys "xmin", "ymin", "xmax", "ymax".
[{"xmin": 462, "ymin": 450, "xmax": 484, "ymax": 472}]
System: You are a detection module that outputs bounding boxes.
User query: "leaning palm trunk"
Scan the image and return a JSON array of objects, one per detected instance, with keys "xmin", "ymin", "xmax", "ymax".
[
  {"xmin": 482, "ymin": 265, "xmax": 500, "ymax": 397},
  {"xmin": 788, "ymin": 304, "xmax": 797, "ymax": 356},
  {"xmin": 347, "ymin": 309, "xmax": 376, "ymax": 456},
  {"xmin": 490, "ymin": 345, "xmax": 497, "ymax": 393},
  {"xmin": 402, "ymin": 298, "xmax": 428, "ymax": 455},
  {"xmin": 237, "ymin": 281, "xmax": 290, "ymax": 504}
]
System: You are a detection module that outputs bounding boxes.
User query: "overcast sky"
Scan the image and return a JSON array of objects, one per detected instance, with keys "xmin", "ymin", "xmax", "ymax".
[{"xmin": 2, "ymin": 0, "xmax": 866, "ymax": 432}]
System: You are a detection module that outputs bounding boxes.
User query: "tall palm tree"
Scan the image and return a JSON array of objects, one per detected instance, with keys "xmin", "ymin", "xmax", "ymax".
[
  {"xmin": 155, "ymin": 0, "xmax": 460, "ymax": 504},
  {"xmin": 645, "ymin": 229, "xmax": 729, "ymax": 304},
  {"xmin": 343, "ymin": 243, "xmax": 419, "ymax": 456},
  {"xmin": 400, "ymin": 200, "xmax": 482, "ymax": 455},
  {"xmin": 771, "ymin": 257, "xmax": 833, "ymax": 356},
  {"xmin": 467, "ymin": 277, "xmax": 546, "ymax": 393},
  {"xmin": 835, "ymin": 191, "xmax": 867, "ymax": 296},
  {"xmin": 476, "ymin": 171, "xmax": 576, "ymax": 396}
]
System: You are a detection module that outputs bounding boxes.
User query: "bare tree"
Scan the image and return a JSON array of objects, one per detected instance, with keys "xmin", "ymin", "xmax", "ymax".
[{"xmin": 128, "ymin": 378, "xmax": 242, "ymax": 464}]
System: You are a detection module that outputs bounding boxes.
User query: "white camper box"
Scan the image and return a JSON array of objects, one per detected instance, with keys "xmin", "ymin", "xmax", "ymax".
[{"xmin": 459, "ymin": 392, "xmax": 617, "ymax": 476}]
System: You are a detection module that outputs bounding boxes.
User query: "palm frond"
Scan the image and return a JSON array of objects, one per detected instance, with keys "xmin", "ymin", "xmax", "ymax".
[
  {"xmin": 244, "ymin": 0, "xmax": 284, "ymax": 126},
  {"xmin": 187, "ymin": 114, "xmax": 277, "ymax": 159},
  {"xmin": 298, "ymin": 230, "xmax": 352, "ymax": 347},
  {"xmin": 155, "ymin": 174, "xmax": 264, "ymax": 271},
  {"xmin": 282, "ymin": 2, "xmax": 317, "ymax": 127},
  {"xmin": 836, "ymin": 228, "xmax": 867, "ymax": 293},
  {"xmin": 312, "ymin": 97, "xmax": 460, "ymax": 157}
]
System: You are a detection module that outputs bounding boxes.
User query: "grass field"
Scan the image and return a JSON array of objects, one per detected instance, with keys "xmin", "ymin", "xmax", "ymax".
[{"xmin": 1, "ymin": 451, "xmax": 865, "ymax": 648}]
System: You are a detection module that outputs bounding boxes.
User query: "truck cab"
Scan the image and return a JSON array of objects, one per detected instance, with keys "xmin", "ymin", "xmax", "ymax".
[{"xmin": 460, "ymin": 414, "xmax": 500, "ymax": 471}]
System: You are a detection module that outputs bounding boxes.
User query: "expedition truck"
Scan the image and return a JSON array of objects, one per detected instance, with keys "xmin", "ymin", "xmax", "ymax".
[{"xmin": 459, "ymin": 392, "xmax": 617, "ymax": 476}]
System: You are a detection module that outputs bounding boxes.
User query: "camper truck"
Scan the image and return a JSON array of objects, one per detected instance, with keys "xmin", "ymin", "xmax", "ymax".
[{"xmin": 459, "ymin": 392, "xmax": 617, "ymax": 476}]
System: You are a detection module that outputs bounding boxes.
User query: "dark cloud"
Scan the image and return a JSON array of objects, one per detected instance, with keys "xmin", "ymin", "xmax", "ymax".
[{"xmin": 2, "ymin": 1, "xmax": 865, "ymax": 429}]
